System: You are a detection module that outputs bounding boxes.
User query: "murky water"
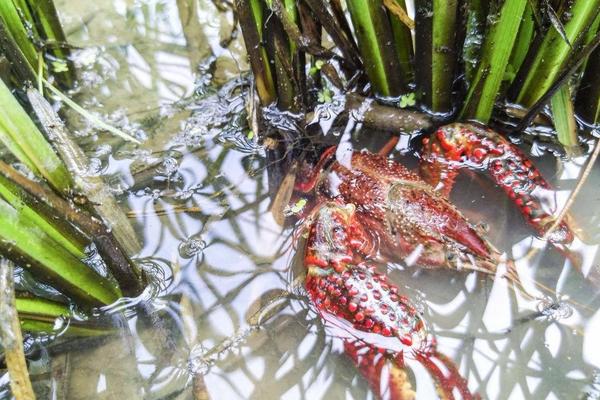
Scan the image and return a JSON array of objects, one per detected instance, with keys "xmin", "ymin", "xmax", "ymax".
[{"xmin": 2, "ymin": 1, "xmax": 600, "ymax": 399}]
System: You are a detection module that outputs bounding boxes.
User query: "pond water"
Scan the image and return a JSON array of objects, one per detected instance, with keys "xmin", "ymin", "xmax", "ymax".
[{"xmin": 2, "ymin": 1, "xmax": 600, "ymax": 399}]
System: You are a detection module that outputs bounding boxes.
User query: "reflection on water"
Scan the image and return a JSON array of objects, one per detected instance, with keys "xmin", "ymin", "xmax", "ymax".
[{"xmin": 2, "ymin": 1, "xmax": 600, "ymax": 399}]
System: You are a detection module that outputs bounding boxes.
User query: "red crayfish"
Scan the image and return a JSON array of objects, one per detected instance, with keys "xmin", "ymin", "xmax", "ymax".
[{"xmin": 289, "ymin": 123, "xmax": 574, "ymax": 399}]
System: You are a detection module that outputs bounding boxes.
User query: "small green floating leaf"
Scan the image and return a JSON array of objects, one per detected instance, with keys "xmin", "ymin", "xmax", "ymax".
[
  {"xmin": 317, "ymin": 88, "xmax": 333, "ymax": 103},
  {"xmin": 51, "ymin": 59, "xmax": 69, "ymax": 73},
  {"xmin": 284, "ymin": 198, "xmax": 307, "ymax": 216},
  {"xmin": 399, "ymin": 92, "xmax": 416, "ymax": 108}
]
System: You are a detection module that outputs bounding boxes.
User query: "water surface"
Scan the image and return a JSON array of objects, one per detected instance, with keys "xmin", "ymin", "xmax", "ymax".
[{"xmin": 2, "ymin": 1, "xmax": 600, "ymax": 399}]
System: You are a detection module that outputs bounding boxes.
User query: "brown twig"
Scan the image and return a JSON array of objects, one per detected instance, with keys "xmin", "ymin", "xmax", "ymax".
[
  {"xmin": 0, "ymin": 259, "xmax": 36, "ymax": 400},
  {"xmin": 542, "ymin": 138, "xmax": 600, "ymax": 242},
  {"xmin": 319, "ymin": 93, "xmax": 434, "ymax": 133}
]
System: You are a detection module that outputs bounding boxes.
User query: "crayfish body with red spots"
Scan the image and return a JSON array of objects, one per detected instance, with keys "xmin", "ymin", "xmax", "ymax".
[{"xmin": 290, "ymin": 123, "xmax": 575, "ymax": 399}]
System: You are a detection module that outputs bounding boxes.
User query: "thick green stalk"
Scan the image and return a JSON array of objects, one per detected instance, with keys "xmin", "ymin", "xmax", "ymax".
[
  {"xmin": 414, "ymin": 0, "xmax": 459, "ymax": 112},
  {"xmin": 0, "ymin": 173, "xmax": 87, "ymax": 258},
  {"xmin": 515, "ymin": 0, "xmax": 600, "ymax": 106},
  {"xmin": 0, "ymin": 20, "xmax": 36, "ymax": 84},
  {"xmin": 26, "ymin": 0, "xmax": 76, "ymax": 86},
  {"xmin": 506, "ymin": 3, "xmax": 535, "ymax": 83},
  {"xmin": 0, "ymin": 78, "xmax": 72, "ymax": 193},
  {"xmin": 460, "ymin": 0, "xmax": 528, "ymax": 122},
  {"xmin": 346, "ymin": 0, "xmax": 405, "ymax": 96},
  {"xmin": 462, "ymin": 0, "xmax": 488, "ymax": 84},
  {"xmin": 389, "ymin": 0, "xmax": 414, "ymax": 84},
  {"xmin": 0, "ymin": 0, "xmax": 38, "ymax": 72},
  {"xmin": 16, "ymin": 296, "xmax": 113, "ymax": 335},
  {"xmin": 575, "ymin": 44, "xmax": 600, "ymax": 126},
  {"xmin": 0, "ymin": 198, "xmax": 122, "ymax": 306},
  {"xmin": 235, "ymin": 0, "xmax": 276, "ymax": 105},
  {"xmin": 551, "ymin": 84, "xmax": 579, "ymax": 153}
]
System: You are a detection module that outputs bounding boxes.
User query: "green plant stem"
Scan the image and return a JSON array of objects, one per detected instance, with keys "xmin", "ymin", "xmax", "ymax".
[
  {"xmin": 551, "ymin": 84, "xmax": 580, "ymax": 154},
  {"xmin": 462, "ymin": 0, "xmax": 488, "ymax": 84},
  {"xmin": 0, "ymin": 159, "xmax": 143, "ymax": 296},
  {"xmin": 0, "ymin": 197, "xmax": 122, "ymax": 306},
  {"xmin": 266, "ymin": 0, "xmax": 302, "ymax": 110},
  {"xmin": 16, "ymin": 295, "xmax": 114, "ymax": 335},
  {"xmin": 507, "ymin": 3, "xmax": 535, "ymax": 82},
  {"xmin": 389, "ymin": 0, "xmax": 414, "ymax": 83},
  {"xmin": 235, "ymin": 0, "xmax": 276, "ymax": 105},
  {"xmin": 0, "ymin": 173, "xmax": 87, "ymax": 258},
  {"xmin": 0, "ymin": 1, "xmax": 38, "ymax": 72},
  {"xmin": 460, "ymin": 0, "xmax": 528, "ymax": 122},
  {"xmin": 414, "ymin": 0, "xmax": 459, "ymax": 112},
  {"xmin": 26, "ymin": 0, "xmax": 76, "ymax": 86},
  {"xmin": 0, "ymin": 20, "xmax": 36, "ymax": 83},
  {"xmin": 515, "ymin": 0, "xmax": 600, "ymax": 106},
  {"xmin": 346, "ymin": 0, "xmax": 405, "ymax": 96},
  {"xmin": 0, "ymin": 78, "xmax": 72, "ymax": 193},
  {"xmin": 303, "ymin": 0, "xmax": 360, "ymax": 68}
]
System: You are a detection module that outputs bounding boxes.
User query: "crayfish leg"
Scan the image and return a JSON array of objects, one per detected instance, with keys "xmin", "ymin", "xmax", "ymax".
[
  {"xmin": 414, "ymin": 350, "xmax": 480, "ymax": 400},
  {"xmin": 345, "ymin": 340, "xmax": 478, "ymax": 400},
  {"xmin": 345, "ymin": 340, "xmax": 416, "ymax": 400},
  {"xmin": 420, "ymin": 123, "xmax": 574, "ymax": 246}
]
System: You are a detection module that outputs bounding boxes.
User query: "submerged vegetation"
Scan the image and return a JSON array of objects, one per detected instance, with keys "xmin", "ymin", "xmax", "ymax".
[{"xmin": 0, "ymin": 0, "xmax": 143, "ymax": 334}]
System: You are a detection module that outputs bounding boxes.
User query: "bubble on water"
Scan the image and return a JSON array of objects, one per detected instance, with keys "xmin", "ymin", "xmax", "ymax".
[
  {"xmin": 95, "ymin": 143, "xmax": 113, "ymax": 157},
  {"xmin": 86, "ymin": 157, "xmax": 104, "ymax": 176},
  {"xmin": 173, "ymin": 189, "xmax": 195, "ymax": 201},
  {"xmin": 537, "ymin": 297, "xmax": 573, "ymax": 321},
  {"xmin": 583, "ymin": 370, "xmax": 600, "ymax": 399},
  {"xmin": 155, "ymin": 156, "xmax": 180, "ymax": 178},
  {"xmin": 178, "ymin": 237, "xmax": 207, "ymax": 258}
]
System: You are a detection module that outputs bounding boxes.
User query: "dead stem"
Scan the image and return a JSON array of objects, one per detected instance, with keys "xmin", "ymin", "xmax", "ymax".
[
  {"xmin": 383, "ymin": 0, "xmax": 415, "ymax": 29},
  {"xmin": 517, "ymin": 137, "xmax": 600, "ymax": 300},
  {"xmin": 126, "ymin": 206, "xmax": 203, "ymax": 218},
  {"xmin": 0, "ymin": 259, "xmax": 36, "ymax": 400}
]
